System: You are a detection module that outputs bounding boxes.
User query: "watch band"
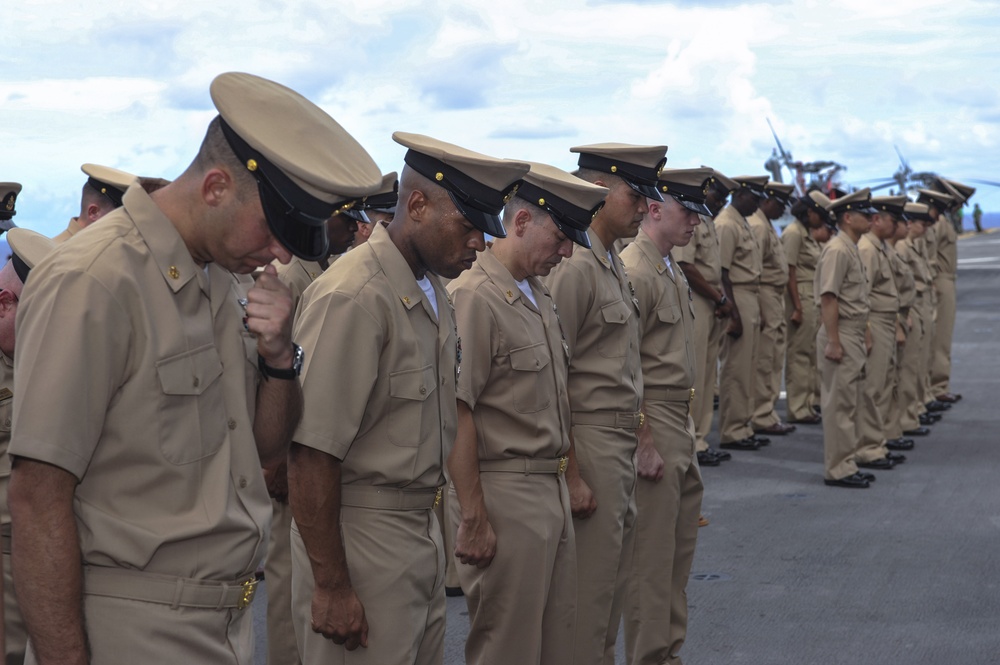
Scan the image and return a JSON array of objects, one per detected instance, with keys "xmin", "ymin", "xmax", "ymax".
[{"xmin": 258, "ymin": 344, "xmax": 304, "ymax": 381}]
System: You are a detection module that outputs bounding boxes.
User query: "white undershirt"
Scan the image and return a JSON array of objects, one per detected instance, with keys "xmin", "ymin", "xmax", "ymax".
[
  {"xmin": 663, "ymin": 254, "xmax": 675, "ymax": 278},
  {"xmin": 417, "ymin": 276, "xmax": 438, "ymax": 318},
  {"xmin": 516, "ymin": 278, "xmax": 538, "ymax": 308}
]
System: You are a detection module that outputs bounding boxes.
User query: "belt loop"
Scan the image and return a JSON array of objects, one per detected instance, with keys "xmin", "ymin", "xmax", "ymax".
[
  {"xmin": 523, "ymin": 458, "xmax": 530, "ymax": 476},
  {"xmin": 170, "ymin": 577, "xmax": 184, "ymax": 611},
  {"xmin": 216, "ymin": 583, "xmax": 227, "ymax": 611}
]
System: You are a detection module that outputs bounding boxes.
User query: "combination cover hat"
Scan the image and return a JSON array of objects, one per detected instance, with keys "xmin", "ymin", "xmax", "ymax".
[
  {"xmin": 655, "ymin": 167, "xmax": 714, "ymax": 216},
  {"xmin": 903, "ymin": 201, "xmax": 932, "ymax": 222},
  {"xmin": 393, "ymin": 132, "xmax": 529, "ymax": 238},
  {"xmin": 211, "ymin": 72, "xmax": 383, "ymax": 261},
  {"xmin": 806, "ymin": 190, "xmax": 834, "ymax": 222},
  {"xmin": 81, "ymin": 164, "xmax": 137, "ymax": 208},
  {"xmin": 571, "ymin": 143, "xmax": 668, "ymax": 201},
  {"xmin": 871, "ymin": 195, "xmax": 908, "ymax": 219},
  {"xmin": 764, "ymin": 182, "xmax": 795, "ymax": 205},
  {"xmin": 361, "ymin": 172, "xmax": 399, "ymax": 213},
  {"xmin": 732, "ymin": 175, "xmax": 770, "ymax": 199},
  {"xmin": 7, "ymin": 228, "xmax": 57, "ymax": 284},
  {"xmin": 828, "ymin": 187, "xmax": 878, "ymax": 217},
  {"xmin": 0, "ymin": 182, "xmax": 21, "ymax": 229},
  {"xmin": 703, "ymin": 168, "xmax": 740, "ymax": 195},
  {"xmin": 917, "ymin": 188, "xmax": 956, "ymax": 213},
  {"xmin": 515, "ymin": 161, "xmax": 608, "ymax": 248}
]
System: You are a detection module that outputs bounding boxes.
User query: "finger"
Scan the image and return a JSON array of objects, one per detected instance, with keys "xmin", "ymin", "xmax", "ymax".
[{"xmin": 360, "ymin": 617, "xmax": 369, "ymax": 648}]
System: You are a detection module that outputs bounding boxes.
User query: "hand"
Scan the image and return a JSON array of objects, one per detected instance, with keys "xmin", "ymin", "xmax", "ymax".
[
  {"xmin": 310, "ymin": 586, "xmax": 369, "ymax": 650},
  {"xmin": 454, "ymin": 511, "xmax": 497, "ymax": 568},
  {"xmin": 566, "ymin": 474, "xmax": 597, "ymax": 519},
  {"xmin": 246, "ymin": 265, "xmax": 295, "ymax": 368},
  {"xmin": 865, "ymin": 328, "xmax": 873, "ymax": 355},
  {"xmin": 636, "ymin": 440, "xmax": 664, "ymax": 483},
  {"xmin": 726, "ymin": 310, "xmax": 743, "ymax": 338},
  {"xmin": 714, "ymin": 300, "xmax": 733, "ymax": 319},
  {"xmin": 895, "ymin": 327, "xmax": 906, "ymax": 347},
  {"xmin": 790, "ymin": 308, "xmax": 803, "ymax": 326},
  {"xmin": 262, "ymin": 460, "xmax": 288, "ymax": 503},
  {"xmin": 824, "ymin": 340, "xmax": 843, "ymax": 362}
]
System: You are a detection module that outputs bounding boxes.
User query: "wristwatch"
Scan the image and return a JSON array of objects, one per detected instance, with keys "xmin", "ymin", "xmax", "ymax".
[
  {"xmin": 258, "ymin": 344, "xmax": 304, "ymax": 381},
  {"xmin": 716, "ymin": 294, "xmax": 728, "ymax": 307}
]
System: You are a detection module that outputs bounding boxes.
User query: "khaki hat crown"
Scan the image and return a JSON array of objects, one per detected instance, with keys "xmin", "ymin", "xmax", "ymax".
[
  {"xmin": 916, "ymin": 188, "xmax": 955, "ymax": 211},
  {"xmin": 571, "ymin": 143, "xmax": 668, "ymax": 201},
  {"xmin": 210, "ymin": 72, "xmax": 382, "ymax": 261},
  {"xmin": 393, "ymin": 132, "xmax": 529, "ymax": 238},
  {"xmin": 732, "ymin": 175, "xmax": 770, "ymax": 198},
  {"xmin": 360, "ymin": 172, "xmax": 399, "ymax": 212},
  {"xmin": 828, "ymin": 187, "xmax": 877, "ymax": 216},
  {"xmin": 7, "ymin": 228, "xmax": 57, "ymax": 283},
  {"xmin": 656, "ymin": 167, "xmax": 714, "ymax": 216},
  {"xmin": 515, "ymin": 161, "xmax": 609, "ymax": 248},
  {"xmin": 871, "ymin": 195, "xmax": 908, "ymax": 218},
  {"xmin": 903, "ymin": 201, "xmax": 932, "ymax": 222},
  {"xmin": 764, "ymin": 181, "xmax": 795, "ymax": 203},
  {"xmin": 81, "ymin": 164, "xmax": 137, "ymax": 208},
  {"xmin": 701, "ymin": 168, "xmax": 739, "ymax": 194}
]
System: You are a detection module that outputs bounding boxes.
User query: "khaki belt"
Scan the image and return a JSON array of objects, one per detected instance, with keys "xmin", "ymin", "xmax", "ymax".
[
  {"xmin": 479, "ymin": 457, "xmax": 568, "ymax": 475},
  {"xmin": 732, "ymin": 282, "xmax": 760, "ymax": 293},
  {"xmin": 644, "ymin": 387, "xmax": 696, "ymax": 403},
  {"xmin": 572, "ymin": 410, "xmax": 641, "ymax": 430},
  {"xmin": 83, "ymin": 566, "xmax": 258, "ymax": 610},
  {"xmin": 341, "ymin": 485, "xmax": 442, "ymax": 511}
]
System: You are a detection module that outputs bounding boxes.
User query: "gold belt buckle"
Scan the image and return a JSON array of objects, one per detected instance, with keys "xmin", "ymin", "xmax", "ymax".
[
  {"xmin": 433, "ymin": 487, "xmax": 443, "ymax": 509},
  {"xmin": 689, "ymin": 388, "xmax": 696, "ymax": 402},
  {"xmin": 557, "ymin": 456, "xmax": 568, "ymax": 475},
  {"xmin": 237, "ymin": 578, "xmax": 257, "ymax": 610}
]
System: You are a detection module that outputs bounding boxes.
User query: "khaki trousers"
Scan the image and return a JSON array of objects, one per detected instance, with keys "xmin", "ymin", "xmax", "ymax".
[
  {"xmin": 266, "ymin": 499, "xmax": 300, "ymax": 665},
  {"xmin": 26, "ymin": 590, "xmax": 255, "ymax": 664},
  {"xmin": 856, "ymin": 312, "xmax": 894, "ymax": 462},
  {"xmin": 752, "ymin": 284, "xmax": 787, "ymax": 428},
  {"xmin": 930, "ymin": 274, "xmax": 957, "ymax": 395},
  {"xmin": 784, "ymin": 282, "xmax": 820, "ymax": 421},
  {"xmin": 921, "ymin": 288, "xmax": 938, "ymax": 407},
  {"xmin": 434, "ymin": 492, "xmax": 461, "ymax": 590},
  {"xmin": 901, "ymin": 298, "xmax": 931, "ymax": 429},
  {"xmin": 450, "ymin": 473, "xmax": 576, "ymax": 665},
  {"xmin": 690, "ymin": 293, "xmax": 725, "ymax": 452},
  {"xmin": 818, "ymin": 319, "xmax": 866, "ymax": 480},
  {"xmin": 291, "ymin": 508, "xmax": 446, "ymax": 665},
  {"xmin": 570, "ymin": 423, "xmax": 637, "ymax": 665},
  {"xmin": 3, "ymin": 549, "xmax": 26, "ymax": 665},
  {"xmin": 719, "ymin": 284, "xmax": 761, "ymax": 443},
  {"xmin": 623, "ymin": 400, "xmax": 703, "ymax": 665}
]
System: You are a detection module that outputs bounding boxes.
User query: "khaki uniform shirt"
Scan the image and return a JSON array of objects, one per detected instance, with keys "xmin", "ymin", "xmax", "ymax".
[
  {"xmin": 922, "ymin": 226, "xmax": 939, "ymax": 280},
  {"xmin": 11, "ymin": 185, "xmax": 269, "ymax": 579},
  {"xmin": 933, "ymin": 217, "xmax": 958, "ymax": 276},
  {"xmin": 292, "ymin": 223, "xmax": 455, "ymax": 490},
  {"xmin": 621, "ymin": 229, "xmax": 696, "ymax": 390},
  {"xmin": 671, "ymin": 215, "xmax": 722, "ymax": 288},
  {"xmin": 815, "ymin": 233, "xmax": 869, "ymax": 321},
  {"xmin": 542, "ymin": 228, "xmax": 642, "ymax": 415},
  {"xmin": 0, "ymin": 353, "xmax": 12, "ymax": 527},
  {"xmin": 858, "ymin": 233, "xmax": 900, "ymax": 314},
  {"xmin": 898, "ymin": 237, "xmax": 932, "ymax": 296},
  {"xmin": 274, "ymin": 257, "xmax": 326, "ymax": 308},
  {"xmin": 781, "ymin": 220, "xmax": 821, "ymax": 284},
  {"xmin": 715, "ymin": 205, "xmax": 762, "ymax": 285},
  {"xmin": 889, "ymin": 244, "xmax": 915, "ymax": 313},
  {"xmin": 748, "ymin": 210, "xmax": 788, "ymax": 288},
  {"xmin": 52, "ymin": 217, "xmax": 84, "ymax": 244},
  {"xmin": 448, "ymin": 247, "xmax": 570, "ymax": 460}
]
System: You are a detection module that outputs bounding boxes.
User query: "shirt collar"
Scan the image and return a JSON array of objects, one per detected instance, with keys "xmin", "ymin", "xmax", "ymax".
[{"xmin": 123, "ymin": 184, "xmax": 203, "ymax": 294}]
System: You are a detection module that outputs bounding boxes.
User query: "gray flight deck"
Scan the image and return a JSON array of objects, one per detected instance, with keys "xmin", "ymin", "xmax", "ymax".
[{"xmin": 254, "ymin": 229, "xmax": 1000, "ymax": 665}]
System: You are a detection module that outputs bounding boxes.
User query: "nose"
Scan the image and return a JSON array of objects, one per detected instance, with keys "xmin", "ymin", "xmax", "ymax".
[
  {"xmin": 558, "ymin": 238, "xmax": 574, "ymax": 258},
  {"xmin": 270, "ymin": 236, "xmax": 293, "ymax": 265},
  {"xmin": 637, "ymin": 198, "xmax": 649, "ymax": 215},
  {"xmin": 469, "ymin": 230, "xmax": 486, "ymax": 252}
]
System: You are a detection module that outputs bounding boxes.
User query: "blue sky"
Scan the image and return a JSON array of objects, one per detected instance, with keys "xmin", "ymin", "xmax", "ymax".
[{"xmin": 4, "ymin": 0, "xmax": 999, "ymax": 237}]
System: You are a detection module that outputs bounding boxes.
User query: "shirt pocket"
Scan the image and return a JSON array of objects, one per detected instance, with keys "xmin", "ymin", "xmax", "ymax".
[
  {"xmin": 598, "ymin": 300, "xmax": 632, "ymax": 359},
  {"xmin": 387, "ymin": 365, "xmax": 437, "ymax": 447},
  {"xmin": 656, "ymin": 304, "xmax": 681, "ymax": 326},
  {"xmin": 155, "ymin": 344, "xmax": 227, "ymax": 465},
  {"xmin": 508, "ymin": 342, "xmax": 552, "ymax": 414}
]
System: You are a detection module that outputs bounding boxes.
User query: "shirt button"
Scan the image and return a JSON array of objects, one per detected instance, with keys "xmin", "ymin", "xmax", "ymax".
[
  {"xmin": 228, "ymin": 418, "xmax": 237, "ymax": 430},
  {"xmin": 419, "ymin": 386, "xmax": 427, "ymax": 395},
  {"xmin": 3, "ymin": 417, "xmax": 9, "ymax": 427},
  {"xmin": 193, "ymin": 377, "xmax": 200, "ymax": 388},
  {"xmin": 238, "ymin": 477, "xmax": 248, "ymax": 489}
]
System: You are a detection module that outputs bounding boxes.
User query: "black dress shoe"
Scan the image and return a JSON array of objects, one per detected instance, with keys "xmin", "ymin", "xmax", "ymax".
[
  {"xmin": 903, "ymin": 426, "xmax": 931, "ymax": 436},
  {"xmin": 885, "ymin": 451, "xmax": 907, "ymax": 464},
  {"xmin": 720, "ymin": 438, "xmax": 760, "ymax": 451},
  {"xmin": 858, "ymin": 457, "xmax": 895, "ymax": 470},
  {"xmin": 754, "ymin": 422, "xmax": 797, "ymax": 435},
  {"xmin": 445, "ymin": 586, "xmax": 464, "ymax": 597},
  {"xmin": 750, "ymin": 434, "xmax": 771, "ymax": 446},
  {"xmin": 713, "ymin": 395, "xmax": 719, "ymax": 410},
  {"xmin": 697, "ymin": 450, "xmax": 721, "ymax": 467},
  {"xmin": 856, "ymin": 470, "xmax": 876, "ymax": 482},
  {"xmin": 824, "ymin": 472, "xmax": 870, "ymax": 488},
  {"xmin": 926, "ymin": 400, "xmax": 951, "ymax": 412},
  {"xmin": 813, "ymin": 406, "xmax": 822, "ymax": 415},
  {"xmin": 885, "ymin": 438, "xmax": 915, "ymax": 451},
  {"xmin": 936, "ymin": 392, "xmax": 962, "ymax": 403},
  {"xmin": 710, "ymin": 447, "xmax": 732, "ymax": 461},
  {"xmin": 919, "ymin": 413, "xmax": 941, "ymax": 425},
  {"xmin": 788, "ymin": 413, "xmax": 822, "ymax": 424}
]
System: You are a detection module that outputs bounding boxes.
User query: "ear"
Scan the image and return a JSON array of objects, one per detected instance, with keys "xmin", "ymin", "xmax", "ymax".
[
  {"xmin": 0, "ymin": 290, "xmax": 16, "ymax": 317},
  {"xmin": 405, "ymin": 188, "xmax": 430, "ymax": 224},
  {"xmin": 85, "ymin": 203, "xmax": 103, "ymax": 223},
  {"xmin": 513, "ymin": 208, "xmax": 532, "ymax": 237},
  {"xmin": 201, "ymin": 169, "xmax": 232, "ymax": 208}
]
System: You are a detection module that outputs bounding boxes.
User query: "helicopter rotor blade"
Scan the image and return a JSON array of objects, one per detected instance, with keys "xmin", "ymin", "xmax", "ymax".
[{"xmin": 766, "ymin": 118, "xmax": 791, "ymax": 162}]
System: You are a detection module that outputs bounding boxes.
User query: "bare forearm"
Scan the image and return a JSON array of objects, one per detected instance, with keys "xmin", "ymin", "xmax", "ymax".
[
  {"xmin": 787, "ymin": 266, "xmax": 802, "ymax": 311},
  {"xmin": 447, "ymin": 403, "xmax": 486, "ymax": 522},
  {"xmin": 8, "ymin": 459, "xmax": 87, "ymax": 665},
  {"xmin": 820, "ymin": 294, "xmax": 840, "ymax": 344},
  {"xmin": 254, "ymin": 377, "xmax": 303, "ymax": 469},
  {"xmin": 287, "ymin": 444, "xmax": 351, "ymax": 591},
  {"xmin": 721, "ymin": 271, "xmax": 737, "ymax": 314},
  {"xmin": 678, "ymin": 262, "xmax": 723, "ymax": 303}
]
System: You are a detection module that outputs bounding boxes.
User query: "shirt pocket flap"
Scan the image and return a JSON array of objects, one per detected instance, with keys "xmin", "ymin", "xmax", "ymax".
[
  {"xmin": 509, "ymin": 343, "xmax": 551, "ymax": 372},
  {"xmin": 389, "ymin": 365, "xmax": 436, "ymax": 402},
  {"xmin": 156, "ymin": 345, "xmax": 224, "ymax": 397},
  {"xmin": 656, "ymin": 304, "xmax": 681, "ymax": 324},
  {"xmin": 600, "ymin": 300, "xmax": 631, "ymax": 325}
]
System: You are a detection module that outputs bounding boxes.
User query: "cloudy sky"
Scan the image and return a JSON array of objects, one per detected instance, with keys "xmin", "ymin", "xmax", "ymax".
[{"xmin": 4, "ymin": 0, "xmax": 999, "ymax": 236}]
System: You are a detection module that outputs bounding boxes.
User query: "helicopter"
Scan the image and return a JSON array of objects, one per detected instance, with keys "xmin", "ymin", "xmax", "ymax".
[{"xmin": 764, "ymin": 119, "xmax": 848, "ymax": 197}]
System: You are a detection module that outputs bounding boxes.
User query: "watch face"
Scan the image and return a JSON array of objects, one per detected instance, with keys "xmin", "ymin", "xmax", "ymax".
[{"xmin": 292, "ymin": 344, "xmax": 305, "ymax": 374}]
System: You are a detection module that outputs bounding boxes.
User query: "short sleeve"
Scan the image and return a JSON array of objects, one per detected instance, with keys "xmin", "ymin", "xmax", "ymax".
[
  {"xmin": 543, "ymin": 261, "xmax": 593, "ymax": 361},
  {"xmin": 717, "ymin": 221, "xmax": 738, "ymax": 270},
  {"xmin": 782, "ymin": 226, "xmax": 803, "ymax": 267},
  {"xmin": 816, "ymin": 246, "xmax": 848, "ymax": 299},
  {"xmin": 451, "ymin": 283, "xmax": 499, "ymax": 411}
]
